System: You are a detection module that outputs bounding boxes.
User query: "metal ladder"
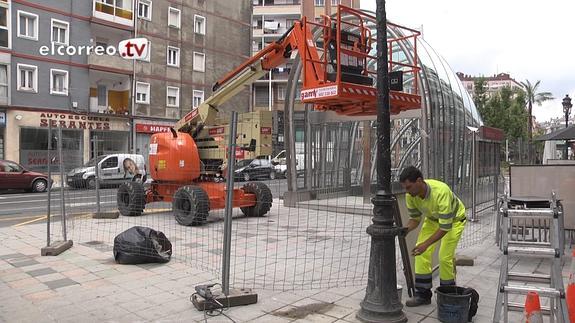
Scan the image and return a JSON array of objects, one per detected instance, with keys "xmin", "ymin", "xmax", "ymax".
[{"xmin": 493, "ymin": 193, "xmax": 569, "ymax": 323}]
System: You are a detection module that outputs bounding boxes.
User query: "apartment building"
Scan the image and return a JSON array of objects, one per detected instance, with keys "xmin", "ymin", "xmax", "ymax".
[
  {"xmin": 0, "ymin": 0, "xmax": 251, "ymax": 171},
  {"xmin": 133, "ymin": 0, "xmax": 251, "ymax": 159},
  {"xmin": 252, "ymin": 0, "xmax": 360, "ymax": 153},
  {"xmin": 456, "ymin": 72, "xmax": 523, "ymax": 97},
  {"xmin": 0, "ymin": 0, "xmax": 9, "ymax": 160}
]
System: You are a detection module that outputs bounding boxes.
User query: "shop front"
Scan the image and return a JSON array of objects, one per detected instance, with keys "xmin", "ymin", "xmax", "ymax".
[
  {"xmin": 134, "ymin": 122, "xmax": 174, "ymax": 167},
  {"xmin": 4, "ymin": 109, "xmax": 130, "ymax": 172}
]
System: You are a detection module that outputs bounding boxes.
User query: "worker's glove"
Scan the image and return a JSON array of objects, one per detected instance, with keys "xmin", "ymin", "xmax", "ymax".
[{"xmin": 397, "ymin": 227, "xmax": 409, "ymax": 237}]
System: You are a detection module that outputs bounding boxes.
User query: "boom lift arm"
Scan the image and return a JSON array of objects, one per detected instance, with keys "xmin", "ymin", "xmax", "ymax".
[{"xmin": 175, "ymin": 5, "xmax": 421, "ymax": 137}]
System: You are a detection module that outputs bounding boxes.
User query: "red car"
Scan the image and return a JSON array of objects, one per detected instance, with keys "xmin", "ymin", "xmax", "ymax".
[{"xmin": 0, "ymin": 160, "xmax": 51, "ymax": 193}]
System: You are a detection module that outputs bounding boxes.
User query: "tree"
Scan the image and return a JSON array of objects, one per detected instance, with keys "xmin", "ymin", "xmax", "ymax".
[
  {"xmin": 473, "ymin": 77, "xmax": 488, "ymax": 113},
  {"xmin": 520, "ymin": 80, "xmax": 553, "ymax": 162},
  {"xmin": 477, "ymin": 86, "xmax": 529, "ymax": 163},
  {"xmin": 478, "ymin": 86, "xmax": 529, "ymax": 139}
]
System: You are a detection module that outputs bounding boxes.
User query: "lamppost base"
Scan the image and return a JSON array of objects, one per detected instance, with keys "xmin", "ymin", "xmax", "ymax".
[
  {"xmin": 356, "ymin": 306, "xmax": 407, "ymax": 323},
  {"xmin": 356, "ymin": 192, "xmax": 407, "ymax": 323}
]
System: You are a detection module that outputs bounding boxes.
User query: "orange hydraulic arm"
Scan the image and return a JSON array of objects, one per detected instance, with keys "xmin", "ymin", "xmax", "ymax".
[{"xmin": 177, "ymin": 5, "xmax": 421, "ymax": 133}]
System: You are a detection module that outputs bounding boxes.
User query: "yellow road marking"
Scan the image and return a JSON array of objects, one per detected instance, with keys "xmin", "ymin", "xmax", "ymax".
[
  {"xmin": 0, "ymin": 215, "xmax": 47, "ymax": 222},
  {"xmin": 10, "ymin": 208, "xmax": 172, "ymax": 227},
  {"xmin": 13, "ymin": 216, "xmax": 47, "ymax": 227},
  {"xmin": 144, "ymin": 208, "xmax": 172, "ymax": 214}
]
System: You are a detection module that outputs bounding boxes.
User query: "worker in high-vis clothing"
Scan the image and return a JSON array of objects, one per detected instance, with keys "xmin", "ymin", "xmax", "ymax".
[{"xmin": 399, "ymin": 166, "xmax": 466, "ymax": 307}]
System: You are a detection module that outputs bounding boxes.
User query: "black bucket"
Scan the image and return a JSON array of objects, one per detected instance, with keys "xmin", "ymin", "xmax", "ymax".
[{"xmin": 435, "ymin": 286, "xmax": 472, "ymax": 323}]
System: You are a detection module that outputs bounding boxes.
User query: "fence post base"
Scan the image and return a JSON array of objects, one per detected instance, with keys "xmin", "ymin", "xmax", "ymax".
[
  {"xmin": 455, "ymin": 255, "xmax": 475, "ymax": 266},
  {"xmin": 191, "ymin": 288, "xmax": 258, "ymax": 311},
  {"xmin": 41, "ymin": 240, "xmax": 73, "ymax": 256},
  {"xmin": 92, "ymin": 211, "xmax": 120, "ymax": 219}
]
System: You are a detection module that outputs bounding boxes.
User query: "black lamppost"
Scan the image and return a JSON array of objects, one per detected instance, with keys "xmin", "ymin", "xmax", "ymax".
[
  {"xmin": 356, "ymin": 0, "xmax": 407, "ymax": 322},
  {"xmin": 562, "ymin": 95, "xmax": 572, "ymax": 160}
]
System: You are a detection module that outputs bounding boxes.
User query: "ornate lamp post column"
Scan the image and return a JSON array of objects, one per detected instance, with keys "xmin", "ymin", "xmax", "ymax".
[
  {"xmin": 356, "ymin": 0, "xmax": 407, "ymax": 322},
  {"xmin": 562, "ymin": 95, "xmax": 572, "ymax": 160}
]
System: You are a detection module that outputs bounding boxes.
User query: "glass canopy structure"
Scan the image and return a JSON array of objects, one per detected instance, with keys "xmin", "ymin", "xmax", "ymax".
[{"xmin": 282, "ymin": 10, "xmax": 486, "ymax": 205}]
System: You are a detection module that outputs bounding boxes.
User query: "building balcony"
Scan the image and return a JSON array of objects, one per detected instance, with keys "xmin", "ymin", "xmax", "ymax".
[
  {"xmin": 88, "ymin": 52, "xmax": 133, "ymax": 73},
  {"xmin": 254, "ymin": 5, "xmax": 301, "ymax": 16},
  {"xmin": 89, "ymin": 70, "xmax": 132, "ymax": 115},
  {"xmin": 253, "ymin": 28, "xmax": 289, "ymax": 38},
  {"xmin": 253, "ymin": 0, "xmax": 300, "ymax": 6},
  {"xmin": 93, "ymin": 0, "xmax": 134, "ymax": 27}
]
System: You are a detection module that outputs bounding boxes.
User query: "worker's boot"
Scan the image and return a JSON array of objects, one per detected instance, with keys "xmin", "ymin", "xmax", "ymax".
[
  {"xmin": 405, "ymin": 295, "xmax": 431, "ymax": 307},
  {"xmin": 406, "ymin": 289, "xmax": 432, "ymax": 307}
]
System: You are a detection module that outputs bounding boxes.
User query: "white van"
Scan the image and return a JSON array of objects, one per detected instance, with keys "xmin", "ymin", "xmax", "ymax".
[
  {"xmin": 67, "ymin": 154, "xmax": 146, "ymax": 189},
  {"xmin": 271, "ymin": 150, "xmax": 306, "ymax": 177}
]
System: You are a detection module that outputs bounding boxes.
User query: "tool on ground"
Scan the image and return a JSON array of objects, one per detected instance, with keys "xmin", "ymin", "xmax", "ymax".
[
  {"xmin": 393, "ymin": 197, "xmax": 415, "ymax": 297},
  {"xmin": 493, "ymin": 192, "xmax": 569, "ymax": 322}
]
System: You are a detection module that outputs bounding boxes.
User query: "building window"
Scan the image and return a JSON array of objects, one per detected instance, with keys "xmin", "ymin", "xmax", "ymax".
[
  {"xmin": 194, "ymin": 15, "xmax": 206, "ymax": 35},
  {"xmin": 315, "ymin": 0, "xmax": 325, "ymax": 6},
  {"xmin": 168, "ymin": 7, "xmax": 181, "ymax": 29},
  {"xmin": 138, "ymin": 0, "xmax": 152, "ymax": 20},
  {"xmin": 136, "ymin": 82, "xmax": 150, "ymax": 104},
  {"xmin": 277, "ymin": 86, "xmax": 286, "ymax": 101},
  {"xmin": 0, "ymin": 5, "xmax": 8, "ymax": 48},
  {"xmin": 51, "ymin": 19, "xmax": 69, "ymax": 45},
  {"xmin": 17, "ymin": 10, "xmax": 38, "ymax": 41},
  {"xmin": 17, "ymin": 64, "xmax": 37, "ymax": 93},
  {"xmin": 167, "ymin": 46, "xmax": 179, "ymax": 67},
  {"xmin": 167, "ymin": 86, "xmax": 179, "ymax": 107},
  {"xmin": 0, "ymin": 65, "xmax": 7, "ymax": 98},
  {"xmin": 97, "ymin": 84, "xmax": 107, "ymax": 106},
  {"xmin": 193, "ymin": 52, "xmax": 205, "ymax": 72},
  {"xmin": 193, "ymin": 90, "xmax": 204, "ymax": 108},
  {"xmin": 50, "ymin": 69, "xmax": 68, "ymax": 96},
  {"xmin": 20, "ymin": 128, "xmax": 84, "ymax": 173},
  {"xmin": 331, "ymin": 0, "xmax": 339, "ymax": 4}
]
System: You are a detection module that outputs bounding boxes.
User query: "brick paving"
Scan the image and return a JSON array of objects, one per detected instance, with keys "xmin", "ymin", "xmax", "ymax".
[{"xmin": 0, "ymin": 202, "xmax": 571, "ymax": 322}]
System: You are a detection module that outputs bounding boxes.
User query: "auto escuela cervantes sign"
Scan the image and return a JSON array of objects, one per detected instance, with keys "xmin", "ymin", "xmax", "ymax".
[{"xmin": 39, "ymin": 113, "xmax": 111, "ymax": 130}]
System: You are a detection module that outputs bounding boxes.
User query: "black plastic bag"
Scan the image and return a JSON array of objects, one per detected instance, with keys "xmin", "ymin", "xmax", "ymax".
[
  {"xmin": 113, "ymin": 226, "xmax": 172, "ymax": 264},
  {"xmin": 464, "ymin": 287, "xmax": 480, "ymax": 322}
]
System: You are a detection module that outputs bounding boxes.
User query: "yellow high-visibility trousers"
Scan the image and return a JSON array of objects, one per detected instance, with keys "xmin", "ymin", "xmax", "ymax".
[{"xmin": 413, "ymin": 217, "xmax": 466, "ymax": 297}]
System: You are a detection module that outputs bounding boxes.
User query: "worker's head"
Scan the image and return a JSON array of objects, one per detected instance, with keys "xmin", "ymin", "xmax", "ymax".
[{"xmin": 399, "ymin": 166, "xmax": 425, "ymax": 197}]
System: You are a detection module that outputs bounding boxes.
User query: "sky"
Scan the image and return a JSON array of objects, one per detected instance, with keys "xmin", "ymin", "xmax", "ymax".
[{"xmin": 360, "ymin": 0, "xmax": 575, "ymax": 122}]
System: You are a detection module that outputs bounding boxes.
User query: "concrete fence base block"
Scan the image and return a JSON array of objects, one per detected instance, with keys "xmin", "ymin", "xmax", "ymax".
[
  {"xmin": 92, "ymin": 211, "xmax": 120, "ymax": 219},
  {"xmin": 455, "ymin": 255, "xmax": 474, "ymax": 266},
  {"xmin": 192, "ymin": 288, "xmax": 257, "ymax": 311},
  {"xmin": 41, "ymin": 240, "xmax": 73, "ymax": 256}
]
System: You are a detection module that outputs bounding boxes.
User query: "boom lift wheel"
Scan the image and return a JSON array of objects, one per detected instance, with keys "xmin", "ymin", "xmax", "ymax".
[
  {"xmin": 240, "ymin": 182, "xmax": 272, "ymax": 217},
  {"xmin": 117, "ymin": 181, "xmax": 146, "ymax": 216},
  {"xmin": 172, "ymin": 186, "xmax": 210, "ymax": 226}
]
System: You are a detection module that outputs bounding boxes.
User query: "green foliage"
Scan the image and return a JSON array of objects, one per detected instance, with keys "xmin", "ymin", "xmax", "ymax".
[
  {"xmin": 473, "ymin": 77, "xmax": 488, "ymax": 113},
  {"xmin": 520, "ymin": 80, "xmax": 554, "ymax": 107},
  {"xmin": 478, "ymin": 86, "xmax": 529, "ymax": 140}
]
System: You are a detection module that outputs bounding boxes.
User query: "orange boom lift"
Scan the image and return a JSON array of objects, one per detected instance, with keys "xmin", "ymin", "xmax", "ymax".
[{"xmin": 116, "ymin": 6, "xmax": 421, "ymax": 226}]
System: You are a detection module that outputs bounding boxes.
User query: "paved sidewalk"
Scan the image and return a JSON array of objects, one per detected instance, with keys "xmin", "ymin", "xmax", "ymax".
[{"xmin": 0, "ymin": 213, "xmax": 571, "ymax": 322}]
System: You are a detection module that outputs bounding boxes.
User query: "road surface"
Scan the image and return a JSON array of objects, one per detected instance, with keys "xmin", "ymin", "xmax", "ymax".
[{"xmin": 0, "ymin": 179, "xmax": 290, "ymax": 227}]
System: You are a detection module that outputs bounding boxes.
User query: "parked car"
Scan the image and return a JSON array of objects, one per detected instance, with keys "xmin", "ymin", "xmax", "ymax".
[
  {"xmin": 67, "ymin": 154, "xmax": 146, "ymax": 189},
  {"xmin": 0, "ymin": 160, "xmax": 51, "ymax": 193},
  {"xmin": 234, "ymin": 158, "xmax": 276, "ymax": 181}
]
